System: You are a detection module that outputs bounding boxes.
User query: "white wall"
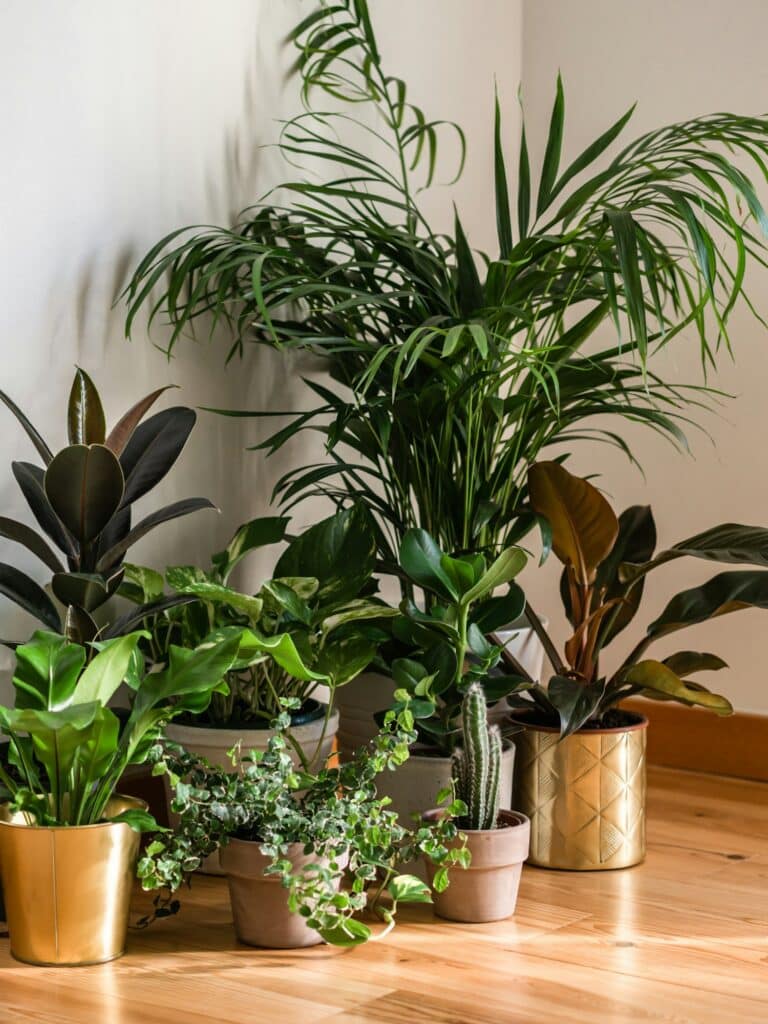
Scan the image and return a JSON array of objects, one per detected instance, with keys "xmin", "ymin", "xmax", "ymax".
[
  {"xmin": 0, "ymin": 1, "xmax": 523, "ymax": 689},
  {"xmin": 519, "ymin": 0, "xmax": 768, "ymax": 714}
]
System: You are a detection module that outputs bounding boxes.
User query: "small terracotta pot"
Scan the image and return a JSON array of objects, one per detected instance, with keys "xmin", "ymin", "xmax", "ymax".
[
  {"xmin": 423, "ymin": 809, "xmax": 530, "ymax": 923},
  {"xmin": 219, "ymin": 837, "xmax": 347, "ymax": 948}
]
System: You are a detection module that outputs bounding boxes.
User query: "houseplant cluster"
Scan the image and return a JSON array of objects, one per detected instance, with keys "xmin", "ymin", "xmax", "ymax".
[{"xmin": 3, "ymin": 0, "xmax": 768, "ymax": 967}]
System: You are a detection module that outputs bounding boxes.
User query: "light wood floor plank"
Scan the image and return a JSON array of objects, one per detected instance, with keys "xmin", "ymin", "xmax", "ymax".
[{"xmin": 0, "ymin": 767, "xmax": 766, "ymax": 1023}]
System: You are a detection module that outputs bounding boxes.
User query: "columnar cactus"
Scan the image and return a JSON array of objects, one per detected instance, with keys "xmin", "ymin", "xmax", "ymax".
[{"xmin": 451, "ymin": 683, "xmax": 502, "ymax": 830}]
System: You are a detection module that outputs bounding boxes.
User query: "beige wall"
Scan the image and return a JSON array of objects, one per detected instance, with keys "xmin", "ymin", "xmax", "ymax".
[{"xmin": 519, "ymin": 0, "xmax": 768, "ymax": 714}]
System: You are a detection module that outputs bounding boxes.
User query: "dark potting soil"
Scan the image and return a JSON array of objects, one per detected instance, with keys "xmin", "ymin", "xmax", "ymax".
[
  {"xmin": 173, "ymin": 698, "xmax": 327, "ymax": 731},
  {"xmin": 514, "ymin": 708, "xmax": 643, "ymax": 731}
]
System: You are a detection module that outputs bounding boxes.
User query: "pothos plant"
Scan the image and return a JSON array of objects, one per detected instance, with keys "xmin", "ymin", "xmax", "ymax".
[
  {"xmin": 138, "ymin": 698, "xmax": 468, "ymax": 946},
  {"xmin": 0, "ymin": 368, "xmax": 212, "ymax": 645},
  {"xmin": 123, "ymin": 505, "xmax": 395, "ymax": 730},
  {"xmin": 517, "ymin": 460, "xmax": 768, "ymax": 736},
  {"xmin": 0, "ymin": 628, "xmax": 241, "ymax": 827},
  {"xmin": 386, "ymin": 529, "xmax": 530, "ymax": 755}
]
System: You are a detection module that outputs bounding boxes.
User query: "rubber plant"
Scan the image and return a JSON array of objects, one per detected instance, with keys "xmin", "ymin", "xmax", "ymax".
[
  {"xmin": 124, "ymin": 0, "xmax": 768, "ymax": 578},
  {"xmin": 0, "ymin": 369, "xmax": 214, "ymax": 644},
  {"xmin": 518, "ymin": 460, "xmax": 768, "ymax": 736}
]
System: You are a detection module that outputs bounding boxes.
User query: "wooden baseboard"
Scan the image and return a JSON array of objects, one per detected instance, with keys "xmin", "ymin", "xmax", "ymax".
[{"xmin": 623, "ymin": 698, "xmax": 768, "ymax": 782}]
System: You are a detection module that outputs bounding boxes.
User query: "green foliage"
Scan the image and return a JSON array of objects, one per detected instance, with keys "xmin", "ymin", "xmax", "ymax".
[
  {"xmin": 0, "ymin": 369, "xmax": 213, "ymax": 643},
  {"xmin": 0, "ymin": 629, "xmax": 240, "ymax": 825},
  {"xmin": 452, "ymin": 683, "xmax": 502, "ymax": 831},
  {"xmin": 523, "ymin": 461, "xmax": 768, "ymax": 735},
  {"xmin": 390, "ymin": 528, "xmax": 530, "ymax": 754},
  {"xmin": 124, "ymin": 0, "xmax": 768, "ymax": 574},
  {"xmin": 137, "ymin": 702, "xmax": 467, "ymax": 946},
  {"xmin": 126, "ymin": 505, "xmax": 394, "ymax": 730}
]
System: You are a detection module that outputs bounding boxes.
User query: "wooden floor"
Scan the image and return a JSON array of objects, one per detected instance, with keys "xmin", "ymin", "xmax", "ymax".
[{"xmin": 1, "ymin": 767, "xmax": 766, "ymax": 1023}]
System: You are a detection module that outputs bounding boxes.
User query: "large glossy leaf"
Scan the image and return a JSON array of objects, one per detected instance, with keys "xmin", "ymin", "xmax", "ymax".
[
  {"xmin": 119, "ymin": 406, "xmax": 196, "ymax": 505},
  {"xmin": 234, "ymin": 627, "xmax": 328, "ymax": 682},
  {"xmin": 0, "ymin": 515, "xmax": 64, "ymax": 573},
  {"xmin": 12, "ymin": 630, "xmax": 86, "ymax": 709},
  {"xmin": 529, "ymin": 461, "xmax": 618, "ymax": 584},
  {"xmin": 547, "ymin": 674, "xmax": 604, "ymax": 737},
  {"xmin": 317, "ymin": 597, "xmax": 396, "ymax": 635},
  {"xmin": 212, "ymin": 516, "xmax": 290, "ymax": 583},
  {"xmin": 67, "ymin": 368, "xmax": 106, "ymax": 446},
  {"xmin": 662, "ymin": 651, "xmax": 728, "ymax": 676},
  {"xmin": 105, "ymin": 385, "xmax": 176, "ymax": 455},
  {"xmin": 120, "ymin": 563, "xmax": 165, "ymax": 604},
  {"xmin": 100, "ymin": 593, "xmax": 198, "ymax": 639},
  {"xmin": 5, "ymin": 703, "xmax": 103, "ymax": 785},
  {"xmin": 647, "ymin": 570, "xmax": 768, "ymax": 639},
  {"xmin": 0, "ymin": 388, "xmax": 54, "ymax": 464},
  {"xmin": 51, "ymin": 572, "xmax": 111, "ymax": 612},
  {"xmin": 44, "ymin": 444, "xmax": 125, "ymax": 544},
  {"xmin": 0, "ymin": 564, "xmax": 61, "ymax": 632},
  {"xmin": 12, "ymin": 461, "xmax": 75, "ymax": 558},
  {"xmin": 398, "ymin": 529, "xmax": 458, "ymax": 601},
  {"xmin": 64, "ymin": 604, "xmax": 99, "ymax": 644},
  {"xmin": 166, "ymin": 566, "xmax": 263, "ymax": 622},
  {"xmin": 274, "ymin": 504, "xmax": 376, "ymax": 603},
  {"xmin": 74, "ymin": 632, "xmax": 146, "ymax": 706},
  {"xmin": 463, "ymin": 547, "xmax": 526, "ymax": 604},
  {"xmin": 96, "ymin": 497, "xmax": 216, "ymax": 571},
  {"xmin": 470, "ymin": 585, "xmax": 526, "ymax": 633},
  {"xmin": 594, "ymin": 505, "xmax": 657, "ymax": 645},
  {"xmin": 315, "ymin": 634, "xmax": 375, "ymax": 686},
  {"xmin": 623, "ymin": 659, "xmax": 732, "ymax": 714},
  {"xmin": 621, "ymin": 522, "xmax": 768, "ymax": 583}
]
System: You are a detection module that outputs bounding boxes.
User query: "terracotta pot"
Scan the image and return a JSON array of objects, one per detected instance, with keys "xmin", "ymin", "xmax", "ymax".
[
  {"xmin": 511, "ymin": 711, "xmax": 648, "ymax": 870},
  {"xmin": 165, "ymin": 704, "xmax": 338, "ymax": 874},
  {"xmin": 423, "ymin": 809, "xmax": 530, "ymax": 922},
  {"xmin": 335, "ymin": 624, "xmax": 545, "ymax": 760},
  {"xmin": 0, "ymin": 795, "xmax": 145, "ymax": 966},
  {"xmin": 220, "ymin": 838, "xmax": 347, "ymax": 948}
]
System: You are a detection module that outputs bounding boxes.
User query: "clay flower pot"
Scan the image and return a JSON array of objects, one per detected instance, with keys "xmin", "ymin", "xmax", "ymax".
[
  {"xmin": 219, "ymin": 837, "xmax": 347, "ymax": 948},
  {"xmin": 423, "ymin": 809, "xmax": 530, "ymax": 923}
]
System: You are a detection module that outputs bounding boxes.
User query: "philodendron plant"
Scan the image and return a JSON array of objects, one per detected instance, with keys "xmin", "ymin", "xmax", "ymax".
[
  {"xmin": 0, "ymin": 628, "xmax": 241, "ymax": 827},
  {"xmin": 124, "ymin": 505, "xmax": 394, "ymax": 726},
  {"xmin": 138, "ymin": 698, "xmax": 467, "ymax": 945},
  {"xmin": 387, "ymin": 529, "xmax": 529, "ymax": 754},
  {"xmin": 0, "ymin": 368, "xmax": 213, "ymax": 644},
  {"xmin": 520, "ymin": 460, "xmax": 768, "ymax": 736}
]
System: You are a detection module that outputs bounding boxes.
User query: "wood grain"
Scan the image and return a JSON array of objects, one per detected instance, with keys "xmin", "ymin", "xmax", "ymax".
[
  {"xmin": 624, "ymin": 698, "xmax": 768, "ymax": 781},
  {"xmin": 0, "ymin": 766, "xmax": 766, "ymax": 1023}
]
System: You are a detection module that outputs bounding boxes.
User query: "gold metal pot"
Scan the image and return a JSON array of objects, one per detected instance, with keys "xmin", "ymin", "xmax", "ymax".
[
  {"xmin": 512, "ymin": 713, "xmax": 647, "ymax": 870},
  {"xmin": 0, "ymin": 794, "xmax": 145, "ymax": 965}
]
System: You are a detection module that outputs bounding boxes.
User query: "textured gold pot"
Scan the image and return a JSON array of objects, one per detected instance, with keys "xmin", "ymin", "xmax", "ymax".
[
  {"xmin": 0, "ymin": 795, "xmax": 145, "ymax": 965},
  {"xmin": 512, "ymin": 713, "xmax": 647, "ymax": 870}
]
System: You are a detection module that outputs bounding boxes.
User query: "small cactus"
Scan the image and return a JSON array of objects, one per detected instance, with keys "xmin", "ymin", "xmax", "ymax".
[{"xmin": 452, "ymin": 683, "xmax": 502, "ymax": 830}]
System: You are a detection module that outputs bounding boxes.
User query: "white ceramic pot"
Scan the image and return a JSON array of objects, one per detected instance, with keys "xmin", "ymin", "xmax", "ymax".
[{"xmin": 165, "ymin": 705, "xmax": 339, "ymax": 874}]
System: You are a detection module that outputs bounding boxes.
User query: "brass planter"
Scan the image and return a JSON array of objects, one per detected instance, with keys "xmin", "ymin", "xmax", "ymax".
[
  {"xmin": 512, "ymin": 713, "xmax": 647, "ymax": 870},
  {"xmin": 0, "ymin": 795, "xmax": 145, "ymax": 965}
]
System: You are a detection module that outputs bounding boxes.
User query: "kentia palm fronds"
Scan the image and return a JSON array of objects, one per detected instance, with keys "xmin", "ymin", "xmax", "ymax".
[{"xmin": 123, "ymin": 0, "xmax": 768, "ymax": 574}]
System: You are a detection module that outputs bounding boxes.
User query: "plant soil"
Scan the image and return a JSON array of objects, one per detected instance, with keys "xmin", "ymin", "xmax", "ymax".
[{"xmin": 513, "ymin": 708, "xmax": 643, "ymax": 731}]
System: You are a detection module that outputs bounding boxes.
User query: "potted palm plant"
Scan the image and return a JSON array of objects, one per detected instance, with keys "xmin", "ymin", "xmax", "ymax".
[
  {"xmin": 122, "ymin": 0, "xmax": 768, "ymax": 751},
  {"xmin": 0, "ymin": 368, "xmax": 213, "ymax": 644},
  {"xmin": 0, "ymin": 628, "xmax": 240, "ymax": 965},
  {"xmin": 511, "ymin": 460, "xmax": 768, "ymax": 870},
  {"xmin": 138, "ymin": 699, "xmax": 466, "ymax": 948},
  {"xmin": 424, "ymin": 683, "xmax": 530, "ymax": 923}
]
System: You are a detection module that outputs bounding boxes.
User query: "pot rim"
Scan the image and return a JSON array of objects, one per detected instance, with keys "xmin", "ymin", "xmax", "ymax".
[
  {"xmin": 509, "ymin": 709, "xmax": 648, "ymax": 735},
  {"xmin": 166, "ymin": 703, "xmax": 339, "ymax": 738},
  {"xmin": 0, "ymin": 793, "xmax": 147, "ymax": 832},
  {"xmin": 422, "ymin": 808, "xmax": 529, "ymax": 835},
  {"xmin": 408, "ymin": 737, "xmax": 516, "ymax": 762}
]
